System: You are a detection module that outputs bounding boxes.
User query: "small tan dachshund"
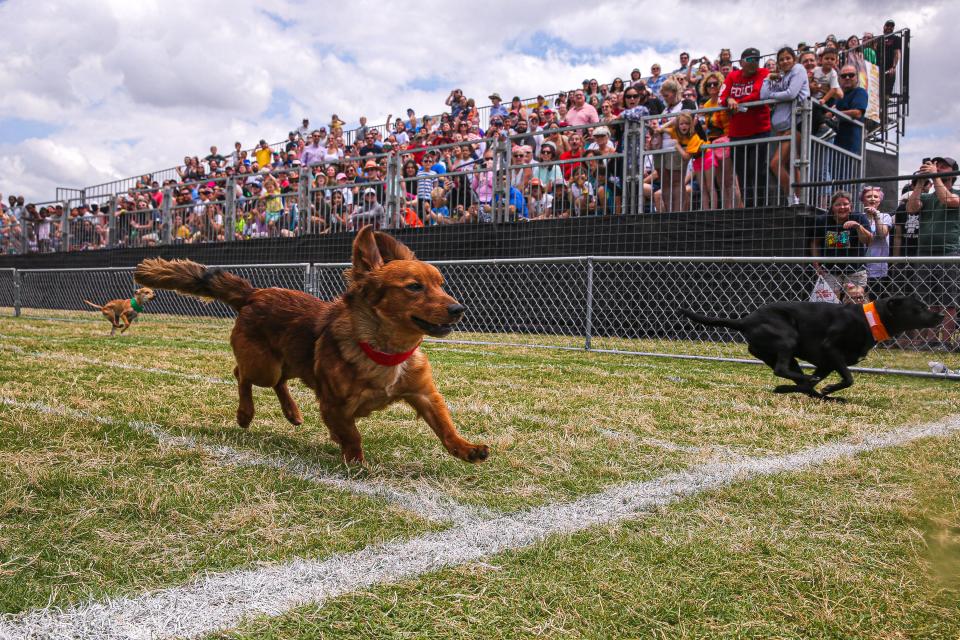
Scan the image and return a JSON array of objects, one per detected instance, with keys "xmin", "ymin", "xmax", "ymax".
[{"xmin": 83, "ymin": 287, "xmax": 156, "ymax": 336}]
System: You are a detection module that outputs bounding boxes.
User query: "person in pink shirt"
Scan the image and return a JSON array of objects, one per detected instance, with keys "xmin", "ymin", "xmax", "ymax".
[{"xmin": 564, "ymin": 90, "xmax": 600, "ymax": 127}]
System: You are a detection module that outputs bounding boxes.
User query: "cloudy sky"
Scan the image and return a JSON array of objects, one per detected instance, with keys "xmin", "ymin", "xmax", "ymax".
[{"xmin": 0, "ymin": 0, "xmax": 956, "ymax": 203}]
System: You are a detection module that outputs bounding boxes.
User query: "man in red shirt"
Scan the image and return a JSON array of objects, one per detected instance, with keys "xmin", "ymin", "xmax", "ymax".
[
  {"xmin": 559, "ymin": 132, "xmax": 585, "ymax": 180},
  {"xmin": 719, "ymin": 47, "xmax": 772, "ymax": 208}
]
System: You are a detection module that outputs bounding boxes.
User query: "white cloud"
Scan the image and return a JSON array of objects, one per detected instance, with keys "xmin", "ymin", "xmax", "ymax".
[{"xmin": 0, "ymin": 0, "xmax": 956, "ymax": 202}]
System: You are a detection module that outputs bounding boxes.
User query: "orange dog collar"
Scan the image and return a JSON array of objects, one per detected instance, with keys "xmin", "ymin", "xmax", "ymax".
[
  {"xmin": 358, "ymin": 341, "xmax": 421, "ymax": 366},
  {"xmin": 862, "ymin": 302, "xmax": 890, "ymax": 342}
]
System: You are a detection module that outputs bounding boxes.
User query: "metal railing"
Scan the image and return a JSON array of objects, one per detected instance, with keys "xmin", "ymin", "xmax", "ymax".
[{"xmin": 6, "ymin": 97, "xmax": 873, "ymax": 255}]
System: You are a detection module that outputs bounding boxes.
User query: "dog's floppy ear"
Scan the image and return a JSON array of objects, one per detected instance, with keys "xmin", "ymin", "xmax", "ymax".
[
  {"xmin": 374, "ymin": 231, "xmax": 415, "ymax": 263},
  {"xmin": 352, "ymin": 225, "xmax": 383, "ymax": 277}
]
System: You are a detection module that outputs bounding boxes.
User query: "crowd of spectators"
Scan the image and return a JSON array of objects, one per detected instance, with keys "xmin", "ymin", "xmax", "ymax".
[{"xmin": 0, "ymin": 20, "xmax": 908, "ymax": 253}]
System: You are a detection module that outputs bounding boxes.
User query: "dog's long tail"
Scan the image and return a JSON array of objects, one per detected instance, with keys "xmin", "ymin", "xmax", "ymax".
[
  {"xmin": 134, "ymin": 258, "xmax": 255, "ymax": 311},
  {"xmin": 82, "ymin": 300, "xmax": 102, "ymax": 310},
  {"xmin": 678, "ymin": 308, "xmax": 745, "ymax": 331}
]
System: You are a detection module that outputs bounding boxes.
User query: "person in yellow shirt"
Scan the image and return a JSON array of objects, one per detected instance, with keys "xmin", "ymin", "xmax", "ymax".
[
  {"xmin": 329, "ymin": 114, "xmax": 346, "ymax": 137},
  {"xmin": 254, "ymin": 140, "xmax": 273, "ymax": 168},
  {"xmin": 660, "ymin": 111, "xmax": 705, "ymax": 212}
]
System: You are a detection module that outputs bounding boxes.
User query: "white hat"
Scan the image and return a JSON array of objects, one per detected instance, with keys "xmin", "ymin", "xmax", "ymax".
[
  {"xmin": 592, "ymin": 126, "xmax": 611, "ymax": 137},
  {"xmin": 363, "ymin": 187, "xmax": 376, "ymax": 195}
]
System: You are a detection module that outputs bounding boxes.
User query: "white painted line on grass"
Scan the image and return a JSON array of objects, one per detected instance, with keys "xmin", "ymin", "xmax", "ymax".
[
  {"xmin": 1, "ymin": 414, "xmax": 957, "ymax": 640},
  {"xmin": 0, "ymin": 397, "xmax": 489, "ymax": 527}
]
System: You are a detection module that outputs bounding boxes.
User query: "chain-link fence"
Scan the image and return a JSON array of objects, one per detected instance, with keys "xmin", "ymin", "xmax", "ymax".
[
  {"xmin": 15, "ymin": 264, "xmax": 310, "ymax": 321},
  {"xmin": 0, "ymin": 268, "xmax": 16, "ymax": 316},
  {"xmin": 5, "ymin": 257, "xmax": 957, "ymax": 377}
]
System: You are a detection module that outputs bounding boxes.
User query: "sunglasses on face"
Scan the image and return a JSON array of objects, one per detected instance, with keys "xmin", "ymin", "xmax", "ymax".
[
  {"xmin": 840, "ymin": 73, "xmax": 857, "ymax": 78},
  {"xmin": 705, "ymin": 82, "xmax": 720, "ymax": 88},
  {"xmin": 624, "ymin": 94, "xmax": 639, "ymax": 99},
  {"xmin": 744, "ymin": 57, "xmax": 759, "ymax": 63}
]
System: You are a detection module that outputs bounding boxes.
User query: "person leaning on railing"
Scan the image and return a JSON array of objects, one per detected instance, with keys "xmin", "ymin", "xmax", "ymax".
[
  {"xmin": 719, "ymin": 47, "xmax": 771, "ymax": 209},
  {"xmin": 760, "ymin": 46, "xmax": 809, "ymax": 206},
  {"xmin": 906, "ymin": 157, "xmax": 960, "ymax": 346}
]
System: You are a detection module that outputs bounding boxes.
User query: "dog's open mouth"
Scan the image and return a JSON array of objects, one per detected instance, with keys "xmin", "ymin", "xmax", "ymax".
[{"xmin": 412, "ymin": 316, "xmax": 456, "ymax": 337}]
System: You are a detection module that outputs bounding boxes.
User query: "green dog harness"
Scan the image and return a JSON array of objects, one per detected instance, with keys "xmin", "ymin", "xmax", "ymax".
[{"xmin": 130, "ymin": 297, "xmax": 144, "ymax": 313}]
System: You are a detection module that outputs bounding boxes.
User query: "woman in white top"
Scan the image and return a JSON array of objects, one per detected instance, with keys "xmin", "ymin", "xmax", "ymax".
[{"xmin": 321, "ymin": 137, "xmax": 344, "ymax": 164}]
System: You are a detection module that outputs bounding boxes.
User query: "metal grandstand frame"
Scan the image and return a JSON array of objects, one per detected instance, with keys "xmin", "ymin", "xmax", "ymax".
[{"xmin": 34, "ymin": 30, "xmax": 907, "ymax": 213}]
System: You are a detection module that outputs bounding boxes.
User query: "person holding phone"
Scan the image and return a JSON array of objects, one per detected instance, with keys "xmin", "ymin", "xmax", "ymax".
[{"xmin": 906, "ymin": 157, "xmax": 960, "ymax": 344}]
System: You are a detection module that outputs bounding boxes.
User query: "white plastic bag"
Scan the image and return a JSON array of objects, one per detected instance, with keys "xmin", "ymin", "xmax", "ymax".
[{"xmin": 809, "ymin": 275, "xmax": 840, "ymax": 304}]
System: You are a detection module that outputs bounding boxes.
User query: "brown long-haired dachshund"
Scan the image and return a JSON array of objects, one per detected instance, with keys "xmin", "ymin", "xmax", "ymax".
[
  {"xmin": 83, "ymin": 287, "xmax": 155, "ymax": 336},
  {"xmin": 134, "ymin": 226, "xmax": 488, "ymax": 464}
]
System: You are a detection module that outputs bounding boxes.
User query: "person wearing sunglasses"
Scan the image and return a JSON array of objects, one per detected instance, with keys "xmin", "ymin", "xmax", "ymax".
[
  {"xmin": 832, "ymin": 65, "xmax": 868, "ymax": 155},
  {"xmin": 719, "ymin": 46, "xmax": 772, "ymax": 208}
]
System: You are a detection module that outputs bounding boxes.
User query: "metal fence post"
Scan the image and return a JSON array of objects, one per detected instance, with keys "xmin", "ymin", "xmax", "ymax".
[
  {"xmin": 12, "ymin": 269, "xmax": 21, "ymax": 317},
  {"xmin": 161, "ymin": 188, "xmax": 173, "ymax": 245},
  {"xmin": 385, "ymin": 153, "xmax": 400, "ymax": 228},
  {"xmin": 108, "ymin": 195, "xmax": 118, "ymax": 248},
  {"xmin": 637, "ymin": 119, "xmax": 646, "ymax": 213},
  {"xmin": 788, "ymin": 102, "xmax": 798, "ymax": 202},
  {"xmin": 494, "ymin": 136, "xmax": 510, "ymax": 223},
  {"xmin": 622, "ymin": 118, "xmax": 640, "ymax": 214},
  {"xmin": 584, "ymin": 257, "xmax": 594, "ymax": 350},
  {"xmin": 20, "ymin": 211, "xmax": 29, "ymax": 255},
  {"xmin": 225, "ymin": 178, "xmax": 237, "ymax": 242},
  {"xmin": 797, "ymin": 99, "xmax": 812, "ymax": 206},
  {"xmin": 297, "ymin": 169, "xmax": 311, "ymax": 235},
  {"xmin": 60, "ymin": 200, "xmax": 70, "ymax": 251},
  {"xmin": 303, "ymin": 263, "xmax": 312, "ymax": 296}
]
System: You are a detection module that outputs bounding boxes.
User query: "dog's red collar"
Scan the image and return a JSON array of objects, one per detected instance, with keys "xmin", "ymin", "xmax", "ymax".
[
  {"xmin": 357, "ymin": 340, "xmax": 421, "ymax": 366},
  {"xmin": 862, "ymin": 302, "xmax": 890, "ymax": 342}
]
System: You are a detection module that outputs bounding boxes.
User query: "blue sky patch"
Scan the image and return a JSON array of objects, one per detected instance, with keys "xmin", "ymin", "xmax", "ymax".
[
  {"xmin": 511, "ymin": 31, "xmax": 679, "ymax": 64},
  {"xmin": 0, "ymin": 118, "xmax": 59, "ymax": 145}
]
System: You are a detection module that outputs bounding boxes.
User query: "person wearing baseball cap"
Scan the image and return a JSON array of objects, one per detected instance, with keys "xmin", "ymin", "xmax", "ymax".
[
  {"xmin": 350, "ymin": 186, "xmax": 386, "ymax": 230},
  {"xmin": 906, "ymin": 154, "xmax": 960, "ymax": 342},
  {"xmin": 719, "ymin": 46, "xmax": 771, "ymax": 207}
]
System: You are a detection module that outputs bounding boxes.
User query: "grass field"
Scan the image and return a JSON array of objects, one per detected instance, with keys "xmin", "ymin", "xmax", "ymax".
[{"xmin": 0, "ymin": 311, "xmax": 958, "ymax": 639}]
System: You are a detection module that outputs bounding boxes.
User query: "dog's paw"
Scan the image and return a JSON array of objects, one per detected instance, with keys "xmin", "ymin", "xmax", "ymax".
[
  {"xmin": 341, "ymin": 448, "xmax": 365, "ymax": 465},
  {"xmin": 455, "ymin": 443, "xmax": 490, "ymax": 463},
  {"xmin": 236, "ymin": 409, "xmax": 254, "ymax": 428}
]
